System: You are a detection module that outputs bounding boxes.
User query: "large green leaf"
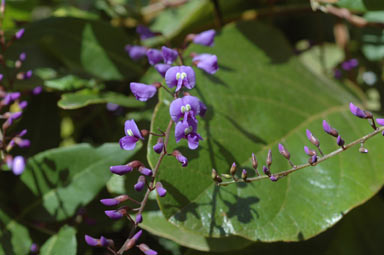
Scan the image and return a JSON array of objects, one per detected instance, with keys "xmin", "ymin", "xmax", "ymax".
[
  {"xmin": 0, "ymin": 209, "xmax": 32, "ymax": 255},
  {"xmin": 335, "ymin": 0, "xmax": 384, "ymax": 12},
  {"xmin": 40, "ymin": 225, "xmax": 77, "ymax": 255},
  {"xmin": 361, "ymin": 11, "xmax": 384, "ymax": 61},
  {"xmin": 17, "ymin": 143, "xmax": 140, "ymax": 222},
  {"xmin": 20, "ymin": 17, "xmax": 142, "ymax": 80},
  {"xmin": 184, "ymin": 195, "xmax": 384, "ymax": 255},
  {"xmin": 148, "ymin": 21, "xmax": 384, "ymax": 242}
]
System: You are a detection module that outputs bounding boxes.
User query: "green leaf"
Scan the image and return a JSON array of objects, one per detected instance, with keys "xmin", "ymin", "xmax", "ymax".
[
  {"xmin": 335, "ymin": 0, "xmax": 384, "ymax": 12},
  {"xmin": 58, "ymin": 89, "xmax": 145, "ymax": 109},
  {"xmin": 40, "ymin": 225, "xmax": 77, "ymax": 255},
  {"xmin": 361, "ymin": 11, "xmax": 384, "ymax": 61},
  {"xmin": 184, "ymin": 195, "xmax": 384, "ymax": 255},
  {"xmin": 148, "ymin": 21, "xmax": 384, "ymax": 242},
  {"xmin": 21, "ymin": 17, "xmax": 142, "ymax": 80},
  {"xmin": 0, "ymin": 209, "xmax": 32, "ymax": 255},
  {"xmin": 18, "ymin": 143, "xmax": 140, "ymax": 221},
  {"xmin": 44, "ymin": 75, "xmax": 99, "ymax": 91},
  {"xmin": 140, "ymin": 197, "xmax": 252, "ymax": 252}
]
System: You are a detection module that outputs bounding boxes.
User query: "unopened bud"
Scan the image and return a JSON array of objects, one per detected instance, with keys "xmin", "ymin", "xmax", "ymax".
[
  {"xmin": 263, "ymin": 165, "xmax": 271, "ymax": 177},
  {"xmin": 306, "ymin": 129, "xmax": 320, "ymax": 147},
  {"xmin": 278, "ymin": 143, "xmax": 290, "ymax": 160},
  {"xmin": 125, "ymin": 230, "xmax": 142, "ymax": 250},
  {"xmin": 266, "ymin": 149, "xmax": 272, "ymax": 168},
  {"xmin": 304, "ymin": 146, "xmax": 316, "ymax": 156},
  {"xmin": 241, "ymin": 169, "xmax": 247, "ymax": 181},
  {"xmin": 251, "ymin": 153, "xmax": 258, "ymax": 169},
  {"xmin": 322, "ymin": 120, "xmax": 338, "ymax": 137},
  {"xmin": 211, "ymin": 168, "xmax": 222, "ymax": 183},
  {"xmin": 337, "ymin": 135, "xmax": 345, "ymax": 147},
  {"xmin": 229, "ymin": 162, "xmax": 237, "ymax": 175},
  {"xmin": 270, "ymin": 175, "xmax": 278, "ymax": 182},
  {"xmin": 308, "ymin": 155, "xmax": 317, "ymax": 164}
]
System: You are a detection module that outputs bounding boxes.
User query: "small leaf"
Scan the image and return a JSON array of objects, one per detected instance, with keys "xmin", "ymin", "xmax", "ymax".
[{"xmin": 40, "ymin": 225, "xmax": 77, "ymax": 255}]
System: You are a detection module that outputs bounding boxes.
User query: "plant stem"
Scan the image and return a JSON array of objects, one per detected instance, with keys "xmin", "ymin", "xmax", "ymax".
[
  {"xmin": 218, "ymin": 126, "xmax": 384, "ymax": 186},
  {"xmin": 116, "ymin": 119, "xmax": 174, "ymax": 255}
]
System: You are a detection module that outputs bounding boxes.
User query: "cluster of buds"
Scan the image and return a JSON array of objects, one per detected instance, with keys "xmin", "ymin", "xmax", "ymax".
[
  {"xmin": 214, "ymin": 102, "xmax": 384, "ymax": 186},
  {"xmin": 86, "ymin": 24, "xmax": 218, "ymax": 254}
]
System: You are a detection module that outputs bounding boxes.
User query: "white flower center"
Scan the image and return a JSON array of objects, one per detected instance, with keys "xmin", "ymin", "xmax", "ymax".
[
  {"xmin": 126, "ymin": 129, "xmax": 134, "ymax": 136},
  {"xmin": 180, "ymin": 104, "xmax": 191, "ymax": 113},
  {"xmin": 184, "ymin": 126, "xmax": 193, "ymax": 135},
  {"xmin": 176, "ymin": 72, "xmax": 187, "ymax": 80}
]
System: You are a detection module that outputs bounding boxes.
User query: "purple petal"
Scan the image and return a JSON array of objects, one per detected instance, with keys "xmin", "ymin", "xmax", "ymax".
[
  {"xmin": 32, "ymin": 86, "xmax": 43, "ymax": 95},
  {"xmin": 175, "ymin": 121, "xmax": 189, "ymax": 142},
  {"xmin": 193, "ymin": 54, "xmax": 218, "ymax": 74},
  {"xmin": 15, "ymin": 28, "xmax": 25, "ymax": 39},
  {"xmin": 169, "ymin": 98, "xmax": 184, "ymax": 122},
  {"xmin": 165, "ymin": 66, "xmax": 179, "ymax": 88},
  {"xmin": 377, "ymin": 118, "xmax": 384, "ymax": 126},
  {"xmin": 132, "ymin": 230, "xmax": 143, "ymax": 241},
  {"xmin": 180, "ymin": 66, "xmax": 196, "ymax": 90},
  {"xmin": 322, "ymin": 120, "xmax": 338, "ymax": 137},
  {"xmin": 84, "ymin": 235, "xmax": 98, "ymax": 247},
  {"xmin": 124, "ymin": 119, "xmax": 143, "ymax": 139},
  {"xmin": 162, "ymin": 46, "xmax": 178, "ymax": 64},
  {"xmin": 110, "ymin": 164, "xmax": 133, "ymax": 175},
  {"xmin": 12, "ymin": 156, "xmax": 25, "ymax": 175},
  {"xmin": 156, "ymin": 182, "xmax": 167, "ymax": 197},
  {"xmin": 139, "ymin": 167, "xmax": 153, "ymax": 176},
  {"xmin": 19, "ymin": 52, "xmax": 27, "ymax": 61},
  {"xmin": 104, "ymin": 210, "xmax": 123, "ymax": 220},
  {"xmin": 187, "ymin": 133, "xmax": 202, "ymax": 150},
  {"xmin": 154, "ymin": 63, "xmax": 171, "ymax": 77},
  {"xmin": 349, "ymin": 102, "xmax": 367, "ymax": 118},
  {"xmin": 134, "ymin": 176, "xmax": 146, "ymax": 192},
  {"xmin": 146, "ymin": 49, "xmax": 163, "ymax": 65},
  {"xmin": 125, "ymin": 45, "xmax": 147, "ymax": 60},
  {"xmin": 138, "ymin": 244, "xmax": 158, "ymax": 255},
  {"xmin": 135, "ymin": 214, "xmax": 143, "ymax": 224},
  {"xmin": 153, "ymin": 138, "xmax": 164, "ymax": 154},
  {"xmin": 136, "ymin": 25, "xmax": 156, "ymax": 40},
  {"xmin": 100, "ymin": 198, "xmax": 120, "ymax": 206},
  {"xmin": 19, "ymin": 101, "xmax": 28, "ymax": 109},
  {"xmin": 176, "ymin": 154, "xmax": 188, "ymax": 167},
  {"xmin": 193, "ymin": 29, "xmax": 216, "ymax": 47},
  {"xmin": 130, "ymin": 82, "xmax": 157, "ymax": 102},
  {"xmin": 99, "ymin": 236, "xmax": 109, "ymax": 247}
]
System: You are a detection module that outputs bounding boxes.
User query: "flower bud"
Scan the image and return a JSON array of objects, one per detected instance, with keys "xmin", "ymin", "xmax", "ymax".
[
  {"xmin": 156, "ymin": 182, "xmax": 167, "ymax": 197},
  {"xmin": 263, "ymin": 165, "xmax": 270, "ymax": 177},
  {"xmin": 337, "ymin": 135, "xmax": 345, "ymax": 147},
  {"xmin": 308, "ymin": 155, "xmax": 318, "ymax": 164},
  {"xmin": 377, "ymin": 118, "xmax": 384, "ymax": 126},
  {"xmin": 172, "ymin": 150, "xmax": 188, "ymax": 167},
  {"xmin": 104, "ymin": 207, "xmax": 127, "ymax": 220},
  {"xmin": 322, "ymin": 120, "xmax": 338, "ymax": 137},
  {"xmin": 84, "ymin": 235, "xmax": 99, "ymax": 247},
  {"xmin": 125, "ymin": 230, "xmax": 143, "ymax": 250},
  {"xmin": 153, "ymin": 138, "xmax": 164, "ymax": 153},
  {"xmin": 136, "ymin": 213, "xmax": 143, "ymax": 224},
  {"xmin": 251, "ymin": 153, "xmax": 258, "ymax": 169},
  {"xmin": 241, "ymin": 169, "xmax": 247, "ymax": 181},
  {"xmin": 270, "ymin": 175, "xmax": 278, "ymax": 182},
  {"xmin": 138, "ymin": 243, "xmax": 158, "ymax": 255},
  {"xmin": 306, "ymin": 129, "xmax": 320, "ymax": 146},
  {"xmin": 266, "ymin": 149, "xmax": 272, "ymax": 168},
  {"xmin": 304, "ymin": 146, "xmax": 316, "ymax": 156},
  {"xmin": 138, "ymin": 166, "xmax": 153, "ymax": 176},
  {"xmin": 211, "ymin": 168, "xmax": 222, "ymax": 183},
  {"xmin": 349, "ymin": 102, "xmax": 371, "ymax": 119},
  {"xmin": 229, "ymin": 162, "xmax": 237, "ymax": 176},
  {"xmin": 278, "ymin": 143, "xmax": 290, "ymax": 160},
  {"xmin": 110, "ymin": 164, "xmax": 133, "ymax": 175},
  {"xmin": 134, "ymin": 176, "xmax": 146, "ymax": 192}
]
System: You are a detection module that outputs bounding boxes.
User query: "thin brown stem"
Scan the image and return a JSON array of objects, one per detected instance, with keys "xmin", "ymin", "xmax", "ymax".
[
  {"xmin": 117, "ymin": 119, "xmax": 174, "ymax": 255},
  {"xmin": 219, "ymin": 126, "xmax": 384, "ymax": 186}
]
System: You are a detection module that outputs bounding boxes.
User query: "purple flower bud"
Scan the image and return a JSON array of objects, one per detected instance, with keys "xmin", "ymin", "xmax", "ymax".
[
  {"xmin": 337, "ymin": 135, "xmax": 345, "ymax": 147},
  {"xmin": 241, "ymin": 169, "xmax": 247, "ymax": 180},
  {"xmin": 377, "ymin": 118, "xmax": 384, "ymax": 126},
  {"xmin": 263, "ymin": 165, "xmax": 270, "ymax": 176},
  {"xmin": 174, "ymin": 151, "xmax": 188, "ymax": 167},
  {"xmin": 138, "ymin": 243, "xmax": 158, "ymax": 255},
  {"xmin": 30, "ymin": 243, "xmax": 39, "ymax": 253},
  {"xmin": 16, "ymin": 139, "xmax": 30, "ymax": 148},
  {"xmin": 270, "ymin": 175, "xmax": 278, "ymax": 182},
  {"xmin": 349, "ymin": 102, "xmax": 370, "ymax": 119},
  {"xmin": 165, "ymin": 66, "xmax": 196, "ymax": 92},
  {"xmin": 153, "ymin": 138, "xmax": 164, "ymax": 154},
  {"xmin": 193, "ymin": 29, "xmax": 216, "ymax": 47},
  {"xmin": 23, "ymin": 70, "xmax": 32, "ymax": 79},
  {"xmin": 251, "ymin": 153, "xmax": 258, "ymax": 169},
  {"xmin": 136, "ymin": 25, "xmax": 156, "ymax": 40},
  {"xmin": 18, "ymin": 129, "xmax": 27, "ymax": 137},
  {"xmin": 110, "ymin": 165, "xmax": 133, "ymax": 175},
  {"xmin": 306, "ymin": 129, "xmax": 319, "ymax": 146},
  {"xmin": 134, "ymin": 175, "xmax": 146, "ymax": 192},
  {"xmin": 322, "ymin": 120, "xmax": 338, "ymax": 137},
  {"xmin": 19, "ymin": 100, "xmax": 28, "ymax": 109},
  {"xmin": 229, "ymin": 162, "xmax": 237, "ymax": 175},
  {"xmin": 130, "ymin": 82, "xmax": 157, "ymax": 102},
  {"xmin": 10, "ymin": 92, "xmax": 21, "ymax": 100},
  {"xmin": 136, "ymin": 213, "xmax": 143, "ymax": 224},
  {"xmin": 19, "ymin": 52, "xmax": 27, "ymax": 62},
  {"xmin": 162, "ymin": 46, "xmax": 178, "ymax": 64},
  {"xmin": 125, "ymin": 45, "xmax": 147, "ymax": 60},
  {"xmin": 100, "ymin": 198, "xmax": 119, "ymax": 206},
  {"xmin": 154, "ymin": 63, "xmax": 171, "ymax": 77},
  {"xmin": 278, "ymin": 143, "xmax": 290, "ymax": 160},
  {"xmin": 12, "ymin": 156, "xmax": 25, "ymax": 175},
  {"xmin": 32, "ymin": 86, "xmax": 43, "ymax": 95},
  {"xmin": 84, "ymin": 235, "xmax": 98, "ymax": 247},
  {"xmin": 193, "ymin": 54, "xmax": 218, "ymax": 74},
  {"xmin": 310, "ymin": 155, "xmax": 318, "ymax": 164},
  {"xmin": 138, "ymin": 166, "xmax": 153, "ymax": 176},
  {"xmin": 15, "ymin": 28, "xmax": 25, "ymax": 39},
  {"xmin": 156, "ymin": 182, "xmax": 167, "ymax": 197},
  {"xmin": 266, "ymin": 149, "xmax": 272, "ymax": 167},
  {"xmin": 132, "ymin": 229, "xmax": 143, "ymax": 241},
  {"xmin": 146, "ymin": 49, "xmax": 163, "ymax": 65},
  {"xmin": 349, "ymin": 58, "xmax": 359, "ymax": 68},
  {"xmin": 104, "ymin": 209, "xmax": 124, "ymax": 220},
  {"xmin": 99, "ymin": 236, "xmax": 109, "ymax": 247},
  {"xmin": 304, "ymin": 146, "xmax": 316, "ymax": 156}
]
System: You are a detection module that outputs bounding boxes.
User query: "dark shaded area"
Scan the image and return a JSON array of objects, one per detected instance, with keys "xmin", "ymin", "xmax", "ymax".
[{"xmin": 224, "ymin": 114, "xmax": 267, "ymax": 145}]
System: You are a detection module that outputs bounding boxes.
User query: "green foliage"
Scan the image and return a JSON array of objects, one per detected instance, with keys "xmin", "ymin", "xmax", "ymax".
[
  {"xmin": 40, "ymin": 225, "xmax": 77, "ymax": 255},
  {"xmin": 361, "ymin": 11, "xmax": 384, "ymax": 61},
  {"xmin": 148, "ymin": 21, "xmax": 384, "ymax": 242},
  {"xmin": 336, "ymin": 0, "xmax": 384, "ymax": 12}
]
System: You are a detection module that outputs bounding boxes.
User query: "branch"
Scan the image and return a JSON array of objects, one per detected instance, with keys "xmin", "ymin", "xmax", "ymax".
[{"xmin": 218, "ymin": 126, "xmax": 384, "ymax": 186}]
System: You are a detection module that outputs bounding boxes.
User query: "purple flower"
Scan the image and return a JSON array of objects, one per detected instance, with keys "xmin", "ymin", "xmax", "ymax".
[
  {"xmin": 154, "ymin": 63, "xmax": 171, "ymax": 77},
  {"xmin": 30, "ymin": 243, "xmax": 39, "ymax": 253},
  {"xmin": 270, "ymin": 175, "xmax": 278, "ymax": 182},
  {"xmin": 130, "ymin": 82, "xmax": 157, "ymax": 102},
  {"xmin": 337, "ymin": 135, "xmax": 345, "ymax": 146},
  {"xmin": 100, "ymin": 198, "xmax": 119, "ymax": 206},
  {"xmin": 306, "ymin": 129, "xmax": 319, "ymax": 146},
  {"xmin": 341, "ymin": 58, "xmax": 358, "ymax": 71},
  {"xmin": 23, "ymin": 70, "xmax": 32, "ymax": 79},
  {"xmin": 110, "ymin": 165, "xmax": 133, "ymax": 175},
  {"xmin": 193, "ymin": 29, "xmax": 216, "ymax": 47},
  {"xmin": 156, "ymin": 182, "xmax": 167, "ymax": 197},
  {"xmin": 175, "ymin": 118, "xmax": 202, "ymax": 150},
  {"xmin": 19, "ymin": 101, "xmax": 28, "ymax": 109},
  {"xmin": 84, "ymin": 235, "xmax": 99, "ymax": 247},
  {"xmin": 32, "ymin": 86, "xmax": 43, "ymax": 95},
  {"xmin": 16, "ymin": 139, "xmax": 30, "ymax": 148},
  {"xmin": 165, "ymin": 66, "xmax": 195, "ymax": 91},
  {"xmin": 169, "ymin": 95, "xmax": 205, "ymax": 122},
  {"xmin": 162, "ymin": 46, "xmax": 178, "ymax": 64},
  {"xmin": 15, "ymin": 28, "xmax": 25, "ymax": 39},
  {"xmin": 138, "ymin": 243, "xmax": 158, "ymax": 255},
  {"xmin": 322, "ymin": 120, "xmax": 338, "ymax": 137},
  {"xmin": 349, "ymin": 102, "xmax": 370, "ymax": 119},
  {"xmin": 377, "ymin": 118, "xmax": 384, "ymax": 126},
  {"xmin": 138, "ymin": 166, "xmax": 153, "ymax": 176},
  {"xmin": 11, "ymin": 156, "xmax": 25, "ymax": 175},
  {"xmin": 278, "ymin": 143, "xmax": 290, "ymax": 159},
  {"xmin": 136, "ymin": 25, "xmax": 156, "ymax": 40},
  {"xmin": 146, "ymin": 49, "xmax": 163, "ymax": 65},
  {"xmin": 119, "ymin": 120, "xmax": 144, "ymax": 150},
  {"xmin": 19, "ymin": 52, "xmax": 27, "ymax": 61},
  {"xmin": 99, "ymin": 236, "xmax": 109, "ymax": 247},
  {"xmin": 136, "ymin": 214, "xmax": 143, "ymax": 224},
  {"xmin": 193, "ymin": 54, "xmax": 218, "ymax": 74},
  {"xmin": 172, "ymin": 150, "xmax": 188, "ymax": 167},
  {"xmin": 125, "ymin": 45, "xmax": 147, "ymax": 60},
  {"xmin": 105, "ymin": 209, "xmax": 124, "ymax": 220},
  {"xmin": 134, "ymin": 175, "xmax": 146, "ymax": 192},
  {"xmin": 153, "ymin": 138, "xmax": 164, "ymax": 154},
  {"xmin": 263, "ymin": 165, "xmax": 270, "ymax": 176},
  {"xmin": 304, "ymin": 146, "xmax": 316, "ymax": 156}
]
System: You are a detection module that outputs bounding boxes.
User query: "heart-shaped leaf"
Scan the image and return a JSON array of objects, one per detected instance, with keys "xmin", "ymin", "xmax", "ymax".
[
  {"xmin": 40, "ymin": 225, "xmax": 77, "ymax": 255},
  {"xmin": 147, "ymin": 21, "xmax": 384, "ymax": 242}
]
